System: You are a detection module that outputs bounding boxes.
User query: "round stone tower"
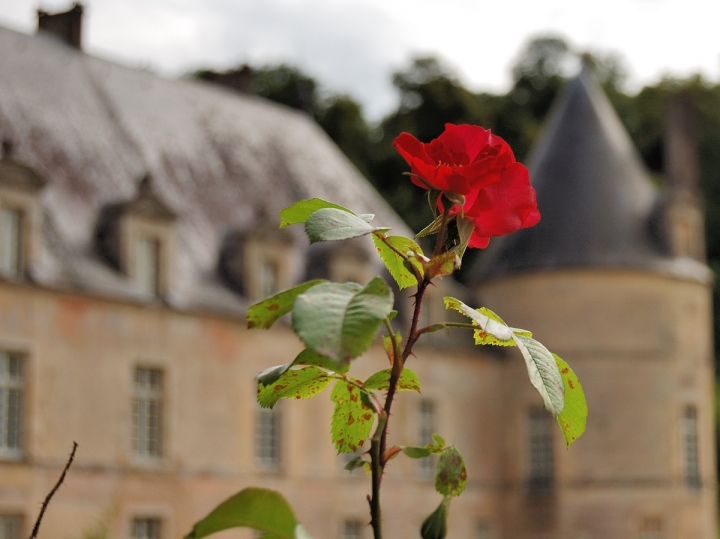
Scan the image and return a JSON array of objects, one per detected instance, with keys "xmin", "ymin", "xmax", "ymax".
[{"xmin": 470, "ymin": 70, "xmax": 716, "ymax": 539}]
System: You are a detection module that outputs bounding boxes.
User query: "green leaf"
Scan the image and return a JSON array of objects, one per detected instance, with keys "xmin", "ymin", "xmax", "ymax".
[
  {"xmin": 292, "ymin": 278, "xmax": 394, "ymax": 362},
  {"xmin": 185, "ymin": 487, "xmax": 302, "ymax": 539},
  {"xmin": 473, "ymin": 307, "xmax": 517, "ymax": 346},
  {"xmin": 416, "ymin": 214, "xmax": 444, "ymax": 238},
  {"xmin": 450, "ymin": 216, "xmax": 474, "ymax": 259},
  {"xmin": 431, "ymin": 433, "xmax": 446, "ymax": 447},
  {"xmin": 554, "ymin": 354, "xmax": 588, "ymax": 447},
  {"xmin": 330, "ymin": 381, "xmax": 375, "ymax": 453},
  {"xmin": 420, "ymin": 498, "xmax": 449, "ymax": 539},
  {"xmin": 513, "ymin": 334, "xmax": 565, "ymax": 415},
  {"xmin": 371, "ymin": 234, "xmax": 424, "ymax": 290},
  {"xmin": 443, "ymin": 297, "xmax": 514, "ymax": 342},
  {"xmin": 257, "ymin": 367, "xmax": 332, "ymax": 409},
  {"xmin": 401, "ymin": 446, "xmax": 433, "ymax": 459},
  {"xmin": 248, "ymin": 280, "xmax": 326, "ymax": 329},
  {"xmin": 291, "ymin": 348, "xmax": 349, "ymax": 374},
  {"xmin": 363, "ymin": 368, "xmax": 421, "ymax": 393},
  {"xmin": 279, "ymin": 198, "xmax": 353, "ymax": 228},
  {"xmin": 256, "ymin": 363, "xmax": 292, "ymax": 386},
  {"xmin": 426, "ymin": 252, "xmax": 458, "ymax": 279},
  {"xmin": 305, "ymin": 208, "xmax": 388, "ymax": 244},
  {"xmin": 344, "ymin": 455, "xmax": 370, "ymax": 471},
  {"xmin": 435, "ymin": 446, "xmax": 467, "ymax": 497}
]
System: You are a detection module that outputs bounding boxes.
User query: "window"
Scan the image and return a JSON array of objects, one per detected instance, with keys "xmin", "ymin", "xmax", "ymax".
[
  {"xmin": 476, "ymin": 521, "xmax": 491, "ymax": 539},
  {"xmin": 136, "ymin": 237, "xmax": 161, "ymax": 299},
  {"xmin": 341, "ymin": 520, "xmax": 363, "ymax": 539},
  {"xmin": 683, "ymin": 406, "xmax": 701, "ymax": 489},
  {"xmin": 131, "ymin": 518, "xmax": 162, "ymax": 539},
  {"xmin": 132, "ymin": 368, "xmax": 164, "ymax": 458},
  {"xmin": 417, "ymin": 400, "xmax": 436, "ymax": 478},
  {"xmin": 0, "ymin": 352, "xmax": 24, "ymax": 459},
  {"xmin": 256, "ymin": 406, "xmax": 281, "ymax": 468},
  {"xmin": 259, "ymin": 259, "xmax": 279, "ymax": 299},
  {"xmin": 0, "ymin": 514, "xmax": 23, "ymax": 539},
  {"xmin": 639, "ymin": 517, "xmax": 663, "ymax": 539},
  {"xmin": 527, "ymin": 409, "xmax": 554, "ymax": 493},
  {"xmin": 0, "ymin": 206, "xmax": 23, "ymax": 279}
]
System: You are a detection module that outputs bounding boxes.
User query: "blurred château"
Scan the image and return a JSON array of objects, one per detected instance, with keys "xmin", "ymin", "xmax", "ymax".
[{"xmin": 0, "ymin": 4, "xmax": 716, "ymax": 539}]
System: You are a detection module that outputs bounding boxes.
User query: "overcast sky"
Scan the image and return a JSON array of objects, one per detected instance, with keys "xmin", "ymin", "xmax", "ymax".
[{"xmin": 1, "ymin": 0, "xmax": 718, "ymax": 120}]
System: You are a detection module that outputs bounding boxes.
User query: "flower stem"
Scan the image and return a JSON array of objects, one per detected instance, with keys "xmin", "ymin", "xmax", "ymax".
[
  {"xmin": 369, "ymin": 221, "xmax": 451, "ymax": 539},
  {"xmin": 369, "ymin": 411, "xmax": 387, "ymax": 539},
  {"xmin": 433, "ymin": 209, "xmax": 450, "ymax": 258}
]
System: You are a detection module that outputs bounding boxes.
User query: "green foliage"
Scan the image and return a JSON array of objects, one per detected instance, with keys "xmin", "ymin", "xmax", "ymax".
[
  {"xmin": 291, "ymin": 348, "xmax": 350, "ymax": 374},
  {"xmin": 292, "ymin": 278, "xmax": 394, "ymax": 362},
  {"xmin": 554, "ymin": 354, "xmax": 588, "ymax": 447},
  {"xmin": 402, "ymin": 433, "xmax": 445, "ymax": 459},
  {"xmin": 330, "ymin": 381, "xmax": 375, "ymax": 453},
  {"xmin": 305, "ymin": 208, "xmax": 387, "ymax": 243},
  {"xmin": 184, "ymin": 487, "xmax": 313, "ymax": 539},
  {"xmin": 363, "ymin": 368, "xmax": 421, "ymax": 393},
  {"xmin": 247, "ymin": 280, "xmax": 326, "ymax": 329},
  {"xmin": 444, "ymin": 297, "xmax": 566, "ymax": 416},
  {"xmin": 257, "ymin": 366, "xmax": 332, "ymax": 409},
  {"xmin": 443, "ymin": 297, "xmax": 514, "ymax": 342},
  {"xmin": 435, "ymin": 446, "xmax": 467, "ymax": 497},
  {"xmin": 420, "ymin": 498, "xmax": 449, "ymax": 539},
  {"xmin": 344, "ymin": 454, "xmax": 370, "ymax": 472},
  {"xmin": 279, "ymin": 198, "xmax": 353, "ymax": 228},
  {"xmin": 372, "ymin": 234, "xmax": 424, "ymax": 289},
  {"xmin": 513, "ymin": 335, "xmax": 565, "ymax": 415},
  {"xmin": 425, "ymin": 252, "xmax": 459, "ymax": 279}
]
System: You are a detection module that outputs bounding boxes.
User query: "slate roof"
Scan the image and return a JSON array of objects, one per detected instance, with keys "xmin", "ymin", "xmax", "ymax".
[
  {"xmin": 0, "ymin": 25, "xmax": 409, "ymax": 315},
  {"xmin": 470, "ymin": 68, "xmax": 709, "ymax": 283}
]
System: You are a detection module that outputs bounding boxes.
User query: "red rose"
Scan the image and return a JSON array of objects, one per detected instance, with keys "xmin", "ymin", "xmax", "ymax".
[{"xmin": 393, "ymin": 123, "xmax": 540, "ymax": 249}]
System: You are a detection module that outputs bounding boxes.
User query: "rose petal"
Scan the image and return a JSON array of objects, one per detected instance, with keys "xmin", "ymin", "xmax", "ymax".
[{"xmin": 465, "ymin": 163, "xmax": 539, "ymax": 238}]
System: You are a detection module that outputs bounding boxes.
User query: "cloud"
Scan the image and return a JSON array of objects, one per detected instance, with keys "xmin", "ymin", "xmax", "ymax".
[{"xmin": 82, "ymin": 0, "xmax": 408, "ymax": 120}]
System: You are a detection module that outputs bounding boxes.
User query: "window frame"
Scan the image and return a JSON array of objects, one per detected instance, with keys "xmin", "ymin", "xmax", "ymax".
[
  {"xmin": 0, "ymin": 205, "xmax": 24, "ymax": 280},
  {"xmin": 526, "ymin": 408, "xmax": 554, "ymax": 494},
  {"xmin": 0, "ymin": 351, "xmax": 25, "ymax": 460},
  {"xmin": 132, "ymin": 367, "xmax": 165, "ymax": 460},
  {"xmin": 255, "ymin": 404, "xmax": 282, "ymax": 470},
  {"xmin": 130, "ymin": 517, "xmax": 163, "ymax": 539},
  {"xmin": 417, "ymin": 400, "xmax": 436, "ymax": 479},
  {"xmin": 683, "ymin": 405, "xmax": 701, "ymax": 490},
  {"xmin": 0, "ymin": 513, "xmax": 24, "ymax": 539}
]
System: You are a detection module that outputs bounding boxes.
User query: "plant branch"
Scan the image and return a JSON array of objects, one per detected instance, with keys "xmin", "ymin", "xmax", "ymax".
[
  {"xmin": 29, "ymin": 441, "xmax": 78, "ymax": 539},
  {"xmin": 374, "ymin": 233, "xmax": 423, "ymax": 283},
  {"xmin": 432, "ymin": 210, "xmax": 450, "ymax": 258},
  {"xmin": 369, "ymin": 411, "xmax": 387, "ymax": 539},
  {"xmin": 415, "ymin": 322, "xmax": 477, "ymax": 337}
]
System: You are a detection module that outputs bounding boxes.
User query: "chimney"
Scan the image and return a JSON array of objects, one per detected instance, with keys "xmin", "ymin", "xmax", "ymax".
[
  {"xmin": 663, "ymin": 93, "xmax": 705, "ymax": 261},
  {"xmin": 37, "ymin": 2, "xmax": 84, "ymax": 50}
]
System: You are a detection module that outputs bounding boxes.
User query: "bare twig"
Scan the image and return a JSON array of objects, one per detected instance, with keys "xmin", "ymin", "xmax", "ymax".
[{"xmin": 29, "ymin": 442, "xmax": 78, "ymax": 539}]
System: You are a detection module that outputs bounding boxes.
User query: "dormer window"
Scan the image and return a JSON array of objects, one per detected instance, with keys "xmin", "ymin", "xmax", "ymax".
[
  {"xmin": 0, "ymin": 141, "xmax": 46, "ymax": 282},
  {"xmin": 136, "ymin": 237, "xmax": 161, "ymax": 299},
  {"xmin": 0, "ymin": 205, "xmax": 23, "ymax": 280},
  {"xmin": 95, "ymin": 175, "xmax": 176, "ymax": 302},
  {"xmin": 218, "ymin": 211, "xmax": 299, "ymax": 301},
  {"xmin": 259, "ymin": 258, "xmax": 279, "ymax": 298}
]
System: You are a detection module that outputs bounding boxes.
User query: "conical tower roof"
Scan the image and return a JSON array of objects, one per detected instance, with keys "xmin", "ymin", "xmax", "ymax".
[{"xmin": 470, "ymin": 69, "xmax": 668, "ymax": 282}]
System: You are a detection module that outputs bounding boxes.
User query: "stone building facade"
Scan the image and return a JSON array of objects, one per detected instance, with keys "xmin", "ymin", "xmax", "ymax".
[{"xmin": 0, "ymin": 5, "xmax": 715, "ymax": 539}]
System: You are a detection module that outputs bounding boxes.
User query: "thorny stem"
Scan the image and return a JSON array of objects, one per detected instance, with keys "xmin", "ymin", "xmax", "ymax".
[
  {"xmin": 369, "ymin": 412, "xmax": 387, "ymax": 539},
  {"xmin": 29, "ymin": 441, "xmax": 78, "ymax": 539},
  {"xmin": 369, "ymin": 209, "xmax": 449, "ymax": 539}
]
